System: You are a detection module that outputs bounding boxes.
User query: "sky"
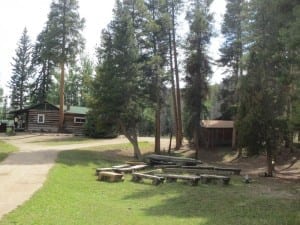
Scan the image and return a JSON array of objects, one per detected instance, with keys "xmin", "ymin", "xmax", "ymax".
[{"xmin": 0, "ymin": 0, "xmax": 226, "ymax": 97}]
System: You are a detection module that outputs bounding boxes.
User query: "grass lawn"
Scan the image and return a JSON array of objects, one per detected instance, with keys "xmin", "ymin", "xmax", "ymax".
[
  {"xmin": 0, "ymin": 144, "xmax": 299, "ymax": 225},
  {"xmin": 0, "ymin": 140, "xmax": 18, "ymax": 162}
]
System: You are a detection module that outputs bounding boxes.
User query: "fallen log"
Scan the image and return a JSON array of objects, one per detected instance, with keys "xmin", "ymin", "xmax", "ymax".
[{"xmin": 146, "ymin": 154, "xmax": 202, "ymax": 166}]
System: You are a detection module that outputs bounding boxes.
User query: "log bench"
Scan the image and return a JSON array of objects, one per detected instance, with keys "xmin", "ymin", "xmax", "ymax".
[
  {"xmin": 114, "ymin": 165, "xmax": 148, "ymax": 173},
  {"xmin": 157, "ymin": 174, "xmax": 201, "ymax": 186},
  {"xmin": 146, "ymin": 154, "xmax": 202, "ymax": 166},
  {"xmin": 162, "ymin": 167, "xmax": 241, "ymax": 176},
  {"xmin": 95, "ymin": 167, "xmax": 113, "ymax": 176},
  {"xmin": 112, "ymin": 164, "xmax": 130, "ymax": 169},
  {"xmin": 200, "ymin": 174, "xmax": 230, "ymax": 185},
  {"xmin": 162, "ymin": 167, "xmax": 216, "ymax": 176},
  {"xmin": 98, "ymin": 171, "xmax": 124, "ymax": 182},
  {"xmin": 131, "ymin": 173, "xmax": 165, "ymax": 185}
]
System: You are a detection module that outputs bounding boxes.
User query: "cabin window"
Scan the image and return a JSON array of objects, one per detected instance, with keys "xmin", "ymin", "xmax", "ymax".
[
  {"xmin": 37, "ymin": 114, "xmax": 45, "ymax": 124},
  {"xmin": 74, "ymin": 117, "xmax": 86, "ymax": 124}
]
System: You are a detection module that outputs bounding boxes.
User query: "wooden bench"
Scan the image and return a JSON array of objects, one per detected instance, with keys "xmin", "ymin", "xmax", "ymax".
[
  {"xmin": 146, "ymin": 154, "xmax": 202, "ymax": 166},
  {"xmin": 131, "ymin": 173, "xmax": 165, "ymax": 185},
  {"xmin": 162, "ymin": 167, "xmax": 216, "ymax": 176},
  {"xmin": 98, "ymin": 171, "xmax": 124, "ymax": 182},
  {"xmin": 114, "ymin": 165, "xmax": 148, "ymax": 173},
  {"xmin": 162, "ymin": 167, "xmax": 241, "ymax": 176},
  {"xmin": 200, "ymin": 174, "xmax": 230, "ymax": 185},
  {"xmin": 112, "ymin": 164, "xmax": 130, "ymax": 169},
  {"xmin": 157, "ymin": 174, "xmax": 201, "ymax": 186},
  {"xmin": 95, "ymin": 167, "xmax": 113, "ymax": 176}
]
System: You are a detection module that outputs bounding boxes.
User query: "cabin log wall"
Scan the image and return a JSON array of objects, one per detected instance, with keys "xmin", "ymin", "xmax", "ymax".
[
  {"xmin": 27, "ymin": 109, "xmax": 59, "ymax": 132},
  {"xmin": 64, "ymin": 114, "xmax": 86, "ymax": 135}
]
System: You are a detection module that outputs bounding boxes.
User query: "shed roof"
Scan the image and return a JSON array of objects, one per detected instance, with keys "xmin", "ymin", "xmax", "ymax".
[{"xmin": 201, "ymin": 120, "xmax": 234, "ymax": 129}]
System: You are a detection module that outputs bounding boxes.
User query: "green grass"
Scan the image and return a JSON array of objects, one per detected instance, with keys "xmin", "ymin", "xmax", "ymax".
[
  {"xmin": 0, "ymin": 140, "xmax": 18, "ymax": 162},
  {"xmin": 0, "ymin": 146, "xmax": 299, "ymax": 225}
]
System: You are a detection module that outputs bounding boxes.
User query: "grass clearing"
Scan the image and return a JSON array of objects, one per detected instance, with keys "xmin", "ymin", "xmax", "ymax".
[
  {"xmin": 0, "ymin": 144, "xmax": 299, "ymax": 225},
  {"xmin": 0, "ymin": 140, "xmax": 18, "ymax": 162}
]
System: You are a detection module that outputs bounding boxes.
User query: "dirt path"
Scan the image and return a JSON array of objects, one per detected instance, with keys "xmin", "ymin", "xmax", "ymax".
[{"xmin": 0, "ymin": 133, "xmax": 167, "ymax": 220}]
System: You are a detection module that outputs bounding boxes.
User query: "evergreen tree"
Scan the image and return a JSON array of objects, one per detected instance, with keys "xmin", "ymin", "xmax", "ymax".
[
  {"xmin": 236, "ymin": 0, "xmax": 291, "ymax": 176},
  {"xmin": 0, "ymin": 87, "xmax": 3, "ymax": 119},
  {"xmin": 90, "ymin": 0, "xmax": 144, "ymax": 159},
  {"xmin": 31, "ymin": 28, "xmax": 56, "ymax": 104},
  {"xmin": 9, "ymin": 28, "xmax": 33, "ymax": 110},
  {"xmin": 64, "ymin": 56, "xmax": 93, "ymax": 106},
  {"xmin": 65, "ymin": 66, "xmax": 81, "ymax": 106},
  {"xmin": 78, "ymin": 56, "xmax": 94, "ymax": 107},
  {"xmin": 166, "ymin": 0, "xmax": 183, "ymax": 149},
  {"xmin": 0, "ymin": 87, "xmax": 3, "ymax": 104},
  {"xmin": 184, "ymin": 0, "xmax": 213, "ymax": 158},
  {"xmin": 278, "ymin": 0, "xmax": 300, "ymax": 148},
  {"xmin": 44, "ymin": 0, "xmax": 85, "ymax": 130},
  {"xmin": 144, "ymin": 0, "xmax": 170, "ymax": 153},
  {"xmin": 218, "ymin": 0, "xmax": 244, "ymax": 120}
]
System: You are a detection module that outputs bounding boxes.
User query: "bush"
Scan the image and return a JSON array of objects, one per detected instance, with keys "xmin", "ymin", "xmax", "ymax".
[{"xmin": 6, "ymin": 127, "xmax": 15, "ymax": 136}]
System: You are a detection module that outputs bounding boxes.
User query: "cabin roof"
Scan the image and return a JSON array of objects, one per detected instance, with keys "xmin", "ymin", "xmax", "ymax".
[
  {"xmin": 10, "ymin": 101, "xmax": 89, "ymax": 115},
  {"xmin": 63, "ymin": 105, "xmax": 89, "ymax": 115},
  {"xmin": 201, "ymin": 120, "xmax": 234, "ymax": 129}
]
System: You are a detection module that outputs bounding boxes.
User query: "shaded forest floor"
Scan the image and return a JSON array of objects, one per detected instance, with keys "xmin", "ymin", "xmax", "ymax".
[{"xmin": 173, "ymin": 143, "xmax": 300, "ymax": 181}]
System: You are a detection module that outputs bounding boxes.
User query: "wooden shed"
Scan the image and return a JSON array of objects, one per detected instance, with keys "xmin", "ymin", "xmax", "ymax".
[
  {"xmin": 201, "ymin": 120, "xmax": 235, "ymax": 149},
  {"xmin": 10, "ymin": 102, "xmax": 89, "ymax": 135}
]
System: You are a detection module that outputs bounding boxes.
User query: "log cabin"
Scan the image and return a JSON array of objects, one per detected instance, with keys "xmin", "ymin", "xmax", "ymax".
[{"xmin": 9, "ymin": 102, "xmax": 89, "ymax": 135}]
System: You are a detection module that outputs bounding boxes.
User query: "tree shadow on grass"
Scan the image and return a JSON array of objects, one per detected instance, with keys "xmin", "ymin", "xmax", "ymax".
[{"xmin": 122, "ymin": 182, "xmax": 299, "ymax": 225}]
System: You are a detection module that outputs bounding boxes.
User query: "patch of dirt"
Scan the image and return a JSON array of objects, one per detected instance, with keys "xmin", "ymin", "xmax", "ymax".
[{"xmin": 173, "ymin": 143, "xmax": 300, "ymax": 181}]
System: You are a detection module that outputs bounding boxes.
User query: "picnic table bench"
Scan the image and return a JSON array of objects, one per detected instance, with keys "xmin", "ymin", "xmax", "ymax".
[
  {"xmin": 98, "ymin": 171, "xmax": 124, "ymax": 182},
  {"xmin": 157, "ymin": 174, "xmax": 201, "ymax": 186},
  {"xmin": 131, "ymin": 172, "xmax": 165, "ymax": 185}
]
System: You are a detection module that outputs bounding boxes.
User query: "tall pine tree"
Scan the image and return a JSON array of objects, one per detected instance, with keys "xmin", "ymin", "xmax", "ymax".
[
  {"xmin": 31, "ymin": 28, "xmax": 56, "ymax": 104},
  {"xmin": 44, "ymin": 0, "xmax": 85, "ymax": 130},
  {"xmin": 90, "ymin": 0, "xmax": 144, "ymax": 159},
  {"xmin": 184, "ymin": 0, "xmax": 213, "ymax": 158},
  {"xmin": 236, "ymin": 0, "xmax": 291, "ymax": 176},
  {"xmin": 9, "ymin": 28, "xmax": 33, "ymax": 110},
  {"xmin": 218, "ymin": 0, "xmax": 244, "ymax": 121}
]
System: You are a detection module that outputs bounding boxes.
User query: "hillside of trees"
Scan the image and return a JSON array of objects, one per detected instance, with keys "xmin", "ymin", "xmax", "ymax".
[{"xmin": 4, "ymin": 0, "xmax": 300, "ymax": 172}]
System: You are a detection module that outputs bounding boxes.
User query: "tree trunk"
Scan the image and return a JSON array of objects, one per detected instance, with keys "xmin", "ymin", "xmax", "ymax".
[
  {"xmin": 266, "ymin": 147, "xmax": 273, "ymax": 177},
  {"xmin": 168, "ymin": 22, "xmax": 179, "ymax": 151},
  {"xmin": 130, "ymin": 137, "xmax": 142, "ymax": 160},
  {"xmin": 119, "ymin": 120, "xmax": 142, "ymax": 160},
  {"xmin": 171, "ymin": 1, "xmax": 183, "ymax": 148},
  {"xmin": 193, "ymin": 123, "xmax": 201, "ymax": 159},
  {"xmin": 155, "ymin": 105, "xmax": 161, "ymax": 154},
  {"xmin": 59, "ymin": 62, "xmax": 65, "ymax": 132},
  {"xmin": 168, "ymin": 132, "xmax": 173, "ymax": 154}
]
